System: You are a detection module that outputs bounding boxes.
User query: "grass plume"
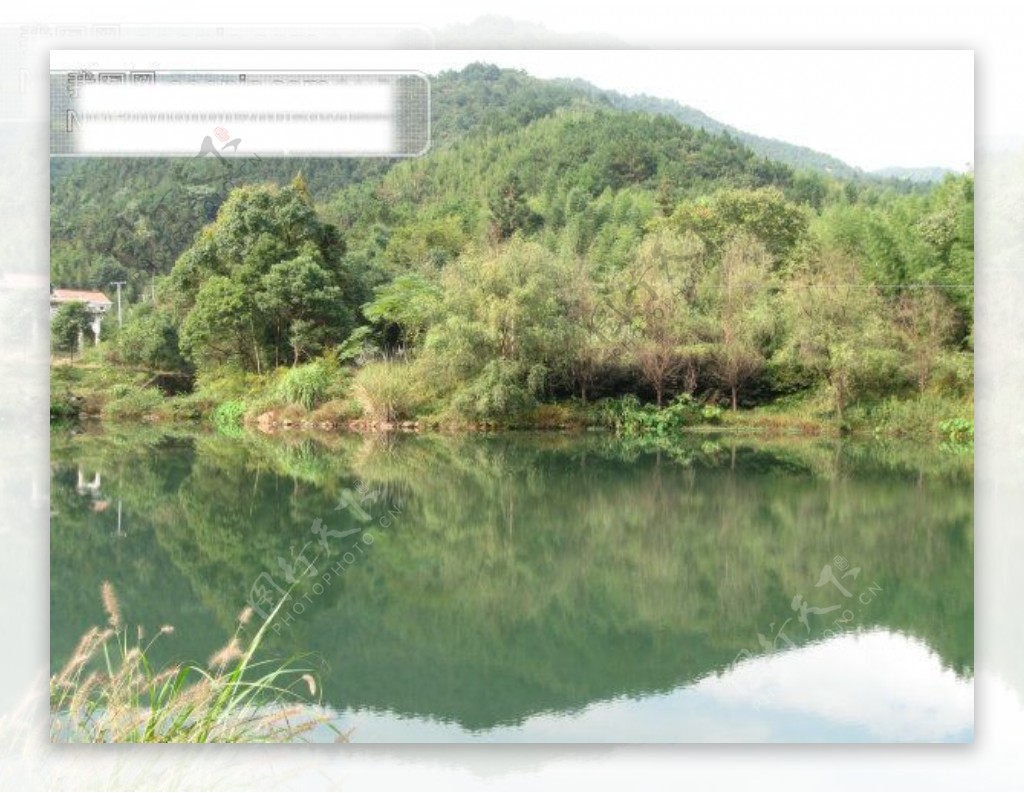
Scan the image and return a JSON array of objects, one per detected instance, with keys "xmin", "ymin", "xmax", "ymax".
[{"xmin": 50, "ymin": 582, "xmax": 335, "ymax": 743}]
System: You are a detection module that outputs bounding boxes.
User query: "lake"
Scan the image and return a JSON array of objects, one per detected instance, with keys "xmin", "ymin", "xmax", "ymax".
[{"xmin": 50, "ymin": 427, "xmax": 974, "ymax": 742}]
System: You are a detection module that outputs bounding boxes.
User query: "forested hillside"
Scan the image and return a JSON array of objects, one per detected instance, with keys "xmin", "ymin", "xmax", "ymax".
[
  {"xmin": 50, "ymin": 63, "xmax": 974, "ymax": 438},
  {"xmin": 49, "ymin": 63, "xmax": 927, "ymax": 301}
]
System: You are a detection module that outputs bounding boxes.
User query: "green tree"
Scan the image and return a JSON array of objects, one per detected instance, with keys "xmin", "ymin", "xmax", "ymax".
[
  {"xmin": 615, "ymin": 229, "xmax": 710, "ymax": 406},
  {"xmin": 363, "ymin": 273, "xmax": 444, "ymax": 349},
  {"xmin": 165, "ymin": 183, "xmax": 354, "ymax": 372},
  {"xmin": 488, "ymin": 174, "xmax": 541, "ymax": 242},
  {"xmin": 561, "ymin": 256, "xmax": 620, "ymax": 402},
  {"xmin": 179, "ymin": 276, "xmax": 260, "ymax": 372},
  {"xmin": 255, "ymin": 248, "xmax": 351, "ymax": 366},
  {"xmin": 707, "ymin": 234, "xmax": 778, "ymax": 410},
  {"xmin": 114, "ymin": 304, "xmax": 187, "ymax": 371},
  {"xmin": 424, "ymin": 239, "xmax": 570, "ymax": 419},
  {"xmin": 781, "ymin": 249, "xmax": 903, "ymax": 423},
  {"xmin": 670, "ymin": 187, "xmax": 809, "ymax": 263},
  {"xmin": 51, "ymin": 302, "xmax": 94, "ymax": 359},
  {"xmin": 893, "ymin": 289, "xmax": 959, "ymax": 394}
]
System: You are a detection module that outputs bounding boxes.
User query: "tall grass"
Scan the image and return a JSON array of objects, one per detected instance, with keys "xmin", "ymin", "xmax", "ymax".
[
  {"xmin": 275, "ymin": 361, "xmax": 333, "ymax": 410},
  {"xmin": 352, "ymin": 360, "xmax": 423, "ymax": 422},
  {"xmin": 50, "ymin": 582, "xmax": 337, "ymax": 743}
]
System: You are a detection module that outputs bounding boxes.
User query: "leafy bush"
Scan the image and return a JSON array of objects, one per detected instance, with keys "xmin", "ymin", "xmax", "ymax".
[
  {"xmin": 212, "ymin": 400, "xmax": 247, "ymax": 435},
  {"xmin": 849, "ymin": 394, "xmax": 973, "ymax": 440},
  {"xmin": 449, "ymin": 360, "xmax": 540, "ymax": 422},
  {"xmin": 938, "ymin": 417, "xmax": 973, "ymax": 443},
  {"xmin": 193, "ymin": 368, "xmax": 265, "ymax": 405},
  {"xmin": 931, "ymin": 351, "xmax": 974, "ymax": 399},
  {"xmin": 601, "ymin": 393, "xmax": 701, "ymax": 439},
  {"xmin": 701, "ymin": 404, "xmax": 725, "ymax": 424},
  {"xmin": 113, "ymin": 305, "xmax": 186, "ymax": 371},
  {"xmin": 50, "ymin": 392, "xmax": 79, "ymax": 422}
]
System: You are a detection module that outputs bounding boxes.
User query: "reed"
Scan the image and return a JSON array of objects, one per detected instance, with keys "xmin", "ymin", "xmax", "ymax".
[{"xmin": 50, "ymin": 582, "xmax": 337, "ymax": 743}]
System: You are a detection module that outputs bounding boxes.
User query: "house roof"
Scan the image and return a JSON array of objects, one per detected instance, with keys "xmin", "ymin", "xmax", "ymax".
[{"xmin": 51, "ymin": 288, "xmax": 113, "ymax": 305}]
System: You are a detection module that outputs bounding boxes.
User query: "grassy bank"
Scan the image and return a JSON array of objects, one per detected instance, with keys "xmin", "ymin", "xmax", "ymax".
[{"xmin": 51, "ymin": 352, "xmax": 973, "ymax": 444}]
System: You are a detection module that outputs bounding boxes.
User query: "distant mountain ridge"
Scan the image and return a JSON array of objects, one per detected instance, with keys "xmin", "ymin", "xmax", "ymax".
[
  {"xmin": 554, "ymin": 78, "xmax": 864, "ymax": 180},
  {"xmin": 871, "ymin": 165, "xmax": 955, "ymax": 183}
]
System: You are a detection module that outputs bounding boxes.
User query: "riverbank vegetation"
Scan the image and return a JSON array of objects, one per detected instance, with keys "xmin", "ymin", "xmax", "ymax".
[
  {"xmin": 51, "ymin": 581, "xmax": 333, "ymax": 743},
  {"xmin": 50, "ymin": 65, "xmax": 973, "ymax": 442}
]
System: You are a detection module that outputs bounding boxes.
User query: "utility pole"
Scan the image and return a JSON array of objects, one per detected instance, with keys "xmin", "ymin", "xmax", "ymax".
[{"xmin": 111, "ymin": 281, "xmax": 127, "ymax": 327}]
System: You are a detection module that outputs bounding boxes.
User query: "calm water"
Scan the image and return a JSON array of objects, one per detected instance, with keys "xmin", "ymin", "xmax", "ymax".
[{"xmin": 50, "ymin": 427, "xmax": 974, "ymax": 742}]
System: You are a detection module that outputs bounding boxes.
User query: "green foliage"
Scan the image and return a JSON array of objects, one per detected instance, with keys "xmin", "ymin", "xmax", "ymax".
[
  {"xmin": 102, "ymin": 386, "xmax": 165, "ymax": 420},
  {"xmin": 670, "ymin": 187, "xmax": 809, "ymax": 262},
  {"xmin": 845, "ymin": 394, "xmax": 973, "ymax": 440},
  {"xmin": 602, "ymin": 393, "xmax": 701, "ymax": 439},
  {"xmin": 613, "ymin": 228, "xmax": 711, "ymax": 407},
  {"xmin": 780, "ymin": 249, "xmax": 905, "ymax": 423},
  {"xmin": 51, "ymin": 302, "xmax": 95, "ymax": 358},
  {"xmin": 706, "ymin": 233, "xmax": 779, "ymax": 409},
  {"xmin": 939, "ymin": 417, "xmax": 974, "ymax": 444},
  {"xmin": 420, "ymin": 239, "xmax": 571, "ymax": 418},
  {"xmin": 449, "ymin": 359, "xmax": 542, "ymax": 422},
  {"xmin": 50, "ymin": 65, "xmax": 972, "ymax": 432},
  {"xmin": 701, "ymin": 404, "xmax": 725, "ymax": 424},
  {"xmin": 50, "ymin": 391, "xmax": 79, "ymax": 422},
  {"xmin": 113, "ymin": 303, "xmax": 186, "ymax": 371},
  {"xmin": 211, "ymin": 400, "xmax": 247, "ymax": 435},
  {"xmin": 351, "ymin": 360, "xmax": 425, "ymax": 423},
  {"xmin": 168, "ymin": 182, "xmax": 355, "ymax": 372},
  {"xmin": 363, "ymin": 273, "xmax": 443, "ymax": 347},
  {"xmin": 274, "ymin": 361, "xmax": 334, "ymax": 411}
]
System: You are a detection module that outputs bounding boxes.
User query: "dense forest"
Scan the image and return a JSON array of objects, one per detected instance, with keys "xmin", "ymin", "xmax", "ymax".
[{"xmin": 50, "ymin": 63, "xmax": 974, "ymax": 438}]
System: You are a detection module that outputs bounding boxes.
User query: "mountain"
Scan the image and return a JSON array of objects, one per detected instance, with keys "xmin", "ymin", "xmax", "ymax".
[
  {"xmin": 49, "ymin": 63, "xmax": 911, "ymax": 301},
  {"xmin": 553, "ymin": 77, "xmax": 864, "ymax": 180},
  {"xmin": 871, "ymin": 165, "xmax": 954, "ymax": 183}
]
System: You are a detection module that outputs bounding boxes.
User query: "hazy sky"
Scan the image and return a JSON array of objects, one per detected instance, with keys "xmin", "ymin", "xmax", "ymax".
[
  {"xmin": 57, "ymin": 47, "xmax": 974, "ymax": 171},
  {"xmin": 410, "ymin": 50, "xmax": 974, "ymax": 172}
]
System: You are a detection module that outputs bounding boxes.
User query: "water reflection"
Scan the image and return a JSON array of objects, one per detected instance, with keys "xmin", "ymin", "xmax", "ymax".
[
  {"xmin": 50, "ymin": 428, "xmax": 973, "ymax": 741},
  {"xmin": 325, "ymin": 629, "xmax": 972, "ymax": 743}
]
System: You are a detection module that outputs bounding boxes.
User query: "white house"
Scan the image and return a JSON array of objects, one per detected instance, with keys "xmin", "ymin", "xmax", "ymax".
[{"xmin": 49, "ymin": 287, "xmax": 114, "ymax": 344}]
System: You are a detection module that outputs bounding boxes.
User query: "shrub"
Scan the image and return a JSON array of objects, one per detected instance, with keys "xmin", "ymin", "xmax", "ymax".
[
  {"xmin": 932, "ymin": 351, "xmax": 974, "ymax": 398},
  {"xmin": 701, "ymin": 404, "xmax": 725, "ymax": 424},
  {"xmin": 848, "ymin": 394, "xmax": 973, "ymax": 440},
  {"xmin": 50, "ymin": 392, "xmax": 79, "ymax": 422},
  {"xmin": 309, "ymin": 398, "xmax": 363, "ymax": 425},
  {"xmin": 939, "ymin": 417, "xmax": 973, "ymax": 444},
  {"xmin": 211, "ymin": 400, "xmax": 247, "ymax": 435},
  {"xmin": 601, "ymin": 394, "xmax": 701, "ymax": 439},
  {"xmin": 352, "ymin": 361, "xmax": 423, "ymax": 422},
  {"xmin": 449, "ymin": 360, "xmax": 538, "ymax": 422},
  {"xmin": 103, "ymin": 386, "xmax": 165, "ymax": 420},
  {"xmin": 190, "ymin": 368, "xmax": 266, "ymax": 415},
  {"xmin": 275, "ymin": 362, "xmax": 333, "ymax": 410}
]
